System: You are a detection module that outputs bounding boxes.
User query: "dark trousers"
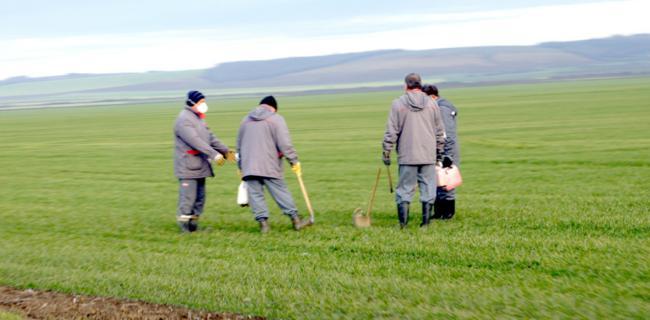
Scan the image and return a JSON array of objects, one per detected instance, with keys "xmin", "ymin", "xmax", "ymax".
[
  {"xmin": 438, "ymin": 142, "xmax": 460, "ymax": 201},
  {"xmin": 177, "ymin": 178, "xmax": 206, "ymax": 216},
  {"xmin": 437, "ymin": 186, "xmax": 456, "ymax": 201}
]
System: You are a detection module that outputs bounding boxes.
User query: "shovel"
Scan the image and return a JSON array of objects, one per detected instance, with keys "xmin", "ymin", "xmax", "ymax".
[
  {"xmin": 296, "ymin": 171, "xmax": 315, "ymax": 224},
  {"xmin": 353, "ymin": 167, "xmax": 382, "ymax": 228}
]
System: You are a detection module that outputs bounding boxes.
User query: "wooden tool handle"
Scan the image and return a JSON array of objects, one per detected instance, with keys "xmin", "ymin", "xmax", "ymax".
[
  {"xmin": 296, "ymin": 173, "xmax": 315, "ymax": 223},
  {"xmin": 367, "ymin": 167, "xmax": 382, "ymax": 218},
  {"xmin": 386, "ymin": 165, "xmax": 394, "ymax": 193}
]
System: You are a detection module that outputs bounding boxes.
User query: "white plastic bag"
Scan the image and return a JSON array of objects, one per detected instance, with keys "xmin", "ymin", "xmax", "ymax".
[
  {"xmin": 237, "ymin": 181, "xmax": 249, "ymax": 207},
  {"xmin": 436, "ymin": 164, "xmax": 463, "ymax": 191}
]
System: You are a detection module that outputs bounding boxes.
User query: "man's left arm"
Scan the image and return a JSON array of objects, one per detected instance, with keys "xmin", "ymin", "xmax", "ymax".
[
  {"xmin": 236, "ymin": 123, "xmax": 244, "ymax": 170},
  {"xmin": 274, "ymin": 116, "xmax": 299, "ymax": 166}
]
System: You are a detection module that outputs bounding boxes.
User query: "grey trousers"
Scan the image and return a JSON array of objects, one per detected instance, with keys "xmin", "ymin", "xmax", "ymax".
[
  {"xmin": 177, "ymin": 178, "xmax": 206, "ymax": 216},
  {"xmin": 396, "ymin": 164, "xmax": 436, "ymax": 204},
  {"xmin": 245, "ymin": 176, "xmax": 298, "ymax": 221}
]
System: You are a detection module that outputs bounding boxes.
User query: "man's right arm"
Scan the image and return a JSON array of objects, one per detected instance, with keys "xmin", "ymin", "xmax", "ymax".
[
  {"xmin": 382, "ymin": 104, "xmax": 401, "ymax": 165},
  {"xmin": 382, "ymin": 104, "xmax": 400, "ymax": 153}
]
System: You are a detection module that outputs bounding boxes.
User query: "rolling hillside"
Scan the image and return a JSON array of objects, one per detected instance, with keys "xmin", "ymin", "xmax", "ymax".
[{"xmin": 1, "ymin": 34, "xmax": 649, "ymax": 107}]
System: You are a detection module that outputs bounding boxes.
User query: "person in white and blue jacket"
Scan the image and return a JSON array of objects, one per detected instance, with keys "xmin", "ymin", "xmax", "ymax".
[{"xmin": 423, "ymin": 84, "xmax": 460, "ymax": 220}]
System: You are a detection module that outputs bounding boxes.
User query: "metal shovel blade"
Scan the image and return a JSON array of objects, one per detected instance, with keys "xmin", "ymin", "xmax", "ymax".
[{"xmin": 353, "ymin": 207, "xmax": 371, "ymax": 228}]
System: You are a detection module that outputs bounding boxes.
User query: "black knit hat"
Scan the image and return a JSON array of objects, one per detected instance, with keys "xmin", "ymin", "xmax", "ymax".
[
  {"xmin": 404, "ymin": 73, "xmax": 422, "ymax": 90},
  {"xmin": 186, "ymin": 90, "xmax": 205, "ymax": 106},
  {"xmin": 260, "ymin": 95, "xmax": 277, "ymax": 110},
  {"xmin": 422, "ymin": 84, "xmax": 439, "ymax": 96}
]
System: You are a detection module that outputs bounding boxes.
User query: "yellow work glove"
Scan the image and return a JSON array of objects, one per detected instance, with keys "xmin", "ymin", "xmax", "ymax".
[
  {"xmin": 225, "ymin": 150, "xmax": 236, "ymax": 163},
  {"xmin": 291, "ymin": 162, "xmax": 302, "ymax": 176},
  {"xmin": 214, "ymin": 153, "xmax": 225, "ymax": 166}
]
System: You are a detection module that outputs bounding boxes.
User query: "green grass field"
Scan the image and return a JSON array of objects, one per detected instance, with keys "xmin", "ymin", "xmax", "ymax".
[
  {"xmin": 0, "ymin": 311, "xmax": 21, "ymax": 320},
  {"xmin": 0, "ymin": 78, "xmax": 649, "ymax": 319},
  {"xmin": 0, "ymin": 310, "xmax": 18, "ymax": 319}
]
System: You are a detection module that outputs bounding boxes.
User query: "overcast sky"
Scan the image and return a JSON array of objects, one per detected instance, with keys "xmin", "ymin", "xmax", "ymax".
[{"xmin": 1, "ymin": 0, "xmax": 648, "ymax": 80}]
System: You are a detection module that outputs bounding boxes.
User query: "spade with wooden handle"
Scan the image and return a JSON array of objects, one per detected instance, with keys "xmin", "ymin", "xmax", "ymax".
[{"xmin": 353, "ymin": 167, "xmax": 382, "ymax": 227}]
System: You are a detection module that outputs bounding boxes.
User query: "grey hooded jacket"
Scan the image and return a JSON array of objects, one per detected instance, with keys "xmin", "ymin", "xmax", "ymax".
[
  {"xmin": 437, "ymin": 97, "xmax": 460, "ymax": 163},
  {"xmin": 173, "ymin": 107, "xmax": 229, "ymax": 179},
  {"xmin": 237, "ymin": 105, "xmax": 298, "ymax": 179},
  {"xmin": 383, "ymin": 91, "xmax": 445, "ymax": 165}
]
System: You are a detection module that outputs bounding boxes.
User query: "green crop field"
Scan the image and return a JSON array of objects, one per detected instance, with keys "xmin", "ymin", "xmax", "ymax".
[
  {"xmin": 0, "ymin": 77, "xmax": 649, "ymax": 319},
  {"xmin": 0, "ymin": 311, "xmax": 21, "ymax": 320}
]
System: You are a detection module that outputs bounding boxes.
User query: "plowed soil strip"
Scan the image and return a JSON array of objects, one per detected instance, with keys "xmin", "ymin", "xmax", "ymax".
[{"xmin": 0, "ymin": 286, "xmax": 264, "ymax": 320}]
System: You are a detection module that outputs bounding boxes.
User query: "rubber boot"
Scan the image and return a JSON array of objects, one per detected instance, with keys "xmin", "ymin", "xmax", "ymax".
[
  {"xmin": 398, "ymin": 202, "xmax": 410, "ymax": 228},
  {"xmin": 178, "ymin": 221, "xmax": 191, "ymax": 233},
  {"xmin": 420, "ymin": 202, "xmax": 433, "ymax": 227},
  {"xmin": 187, "ymin": 215, "xmax": 200, "ymax": 232},
  {"xmin": 442, "ymin": 200, "xmax": 456, "ymax": 220},
  {"xmin": 259, "ymin": 218, "xmax": 270, "ymax": 233},
  {"xmin": 177, "ymin": 214, "xmax": 193, "ymax": 233},
  {"xmin": 433, "ymin": 201, "xmax": 444, "ymax": 219},
  {"xmin": 188, "ymin": 220, "xmax": 198, "ymax": 232},
  {"xmin": 291, "ymin": 215, "xmax": 312, "ymax": 231}
]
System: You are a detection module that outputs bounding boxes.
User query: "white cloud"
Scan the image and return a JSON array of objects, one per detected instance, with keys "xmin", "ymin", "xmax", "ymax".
[{"xmin": 0, "ymin": 0, "xmax": 648, "ymax": 80}]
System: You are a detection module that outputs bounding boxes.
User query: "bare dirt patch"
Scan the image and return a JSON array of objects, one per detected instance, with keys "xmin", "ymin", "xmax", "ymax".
[{"xmin": 0, "ymin": 287, "xmax": 264, "ymax": 320}]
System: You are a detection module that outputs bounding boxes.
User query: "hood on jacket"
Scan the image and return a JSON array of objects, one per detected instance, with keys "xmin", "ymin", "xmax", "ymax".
[
  {"xmin": 401, "ymin": 91, "xmax": 429, "ymax": 112},
  {"xmin": 248, "ymin": 105, "xmax": 276, "ymax": 121}
]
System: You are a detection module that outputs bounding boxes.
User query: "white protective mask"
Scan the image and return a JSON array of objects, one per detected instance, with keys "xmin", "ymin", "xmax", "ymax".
[{"xmin": 196, "ymin": 102, "xmax": 209, "ymax": 114}]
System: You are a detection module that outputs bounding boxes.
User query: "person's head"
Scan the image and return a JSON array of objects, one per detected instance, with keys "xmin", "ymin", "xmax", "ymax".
[
  {"xmin": 259, "ymin": 95, "xmax": 278, "ymax": 111},
  {"xmin": 404, "ymin": 73, "xmax": 422, "ymax": 91},
  {"xmin": 186, "ymin": 90, "xmax": 208, "ymax": 113},
  {"xmin": 422, "ymin": 84, "xmax": 439, "ymax": 99}
]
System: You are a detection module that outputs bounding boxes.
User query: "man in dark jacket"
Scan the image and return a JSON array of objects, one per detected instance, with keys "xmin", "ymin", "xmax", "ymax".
[
  {"xmin": 237, "ymin": 96, "xmax": 312, "ymax": 233},
  {"xmin": 383, "ymin": 74, "xmax": 445, "ymax": 228},
  {"xmin": 173, "ymin": 90, "xmax": 234, "ymax": 232},
  {"xmin": 423, "ymin": 84, "xmax": 460, "ymax": 219}
]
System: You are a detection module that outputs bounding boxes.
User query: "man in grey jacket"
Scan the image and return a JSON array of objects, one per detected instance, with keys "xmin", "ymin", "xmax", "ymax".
[
  {"xmin": 423, "ymin": 84, "xmax": 460, "ymax": 219},
  {"xmin": 173, "ymin": 90, "xmax": 234, "ymax": 232},
  {"xmin": 383, "ymin": 74, "xmax": 445, "ymax": 228},
  {"xmin": 237, "ymin": 96, "xmax": 311, "ymax": 233}
]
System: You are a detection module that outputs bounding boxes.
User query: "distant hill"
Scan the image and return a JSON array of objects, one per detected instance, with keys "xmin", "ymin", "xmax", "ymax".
[
  {"xmin": 1, "ymin": 34, "xmax": 649, "ymax": 106},
  {"xmin": 201, "ymin": 34, "xmax": 650, "ymax": 88}
]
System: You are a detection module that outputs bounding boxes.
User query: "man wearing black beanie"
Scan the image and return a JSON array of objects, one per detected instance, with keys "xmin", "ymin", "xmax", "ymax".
[
  {"xmin": 259, "ymin": 95, "xmax": 277, "ymax": 110},
  {"xmin": 237, "ymin": 96, "xmax": 311, "ymax": 233}
]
